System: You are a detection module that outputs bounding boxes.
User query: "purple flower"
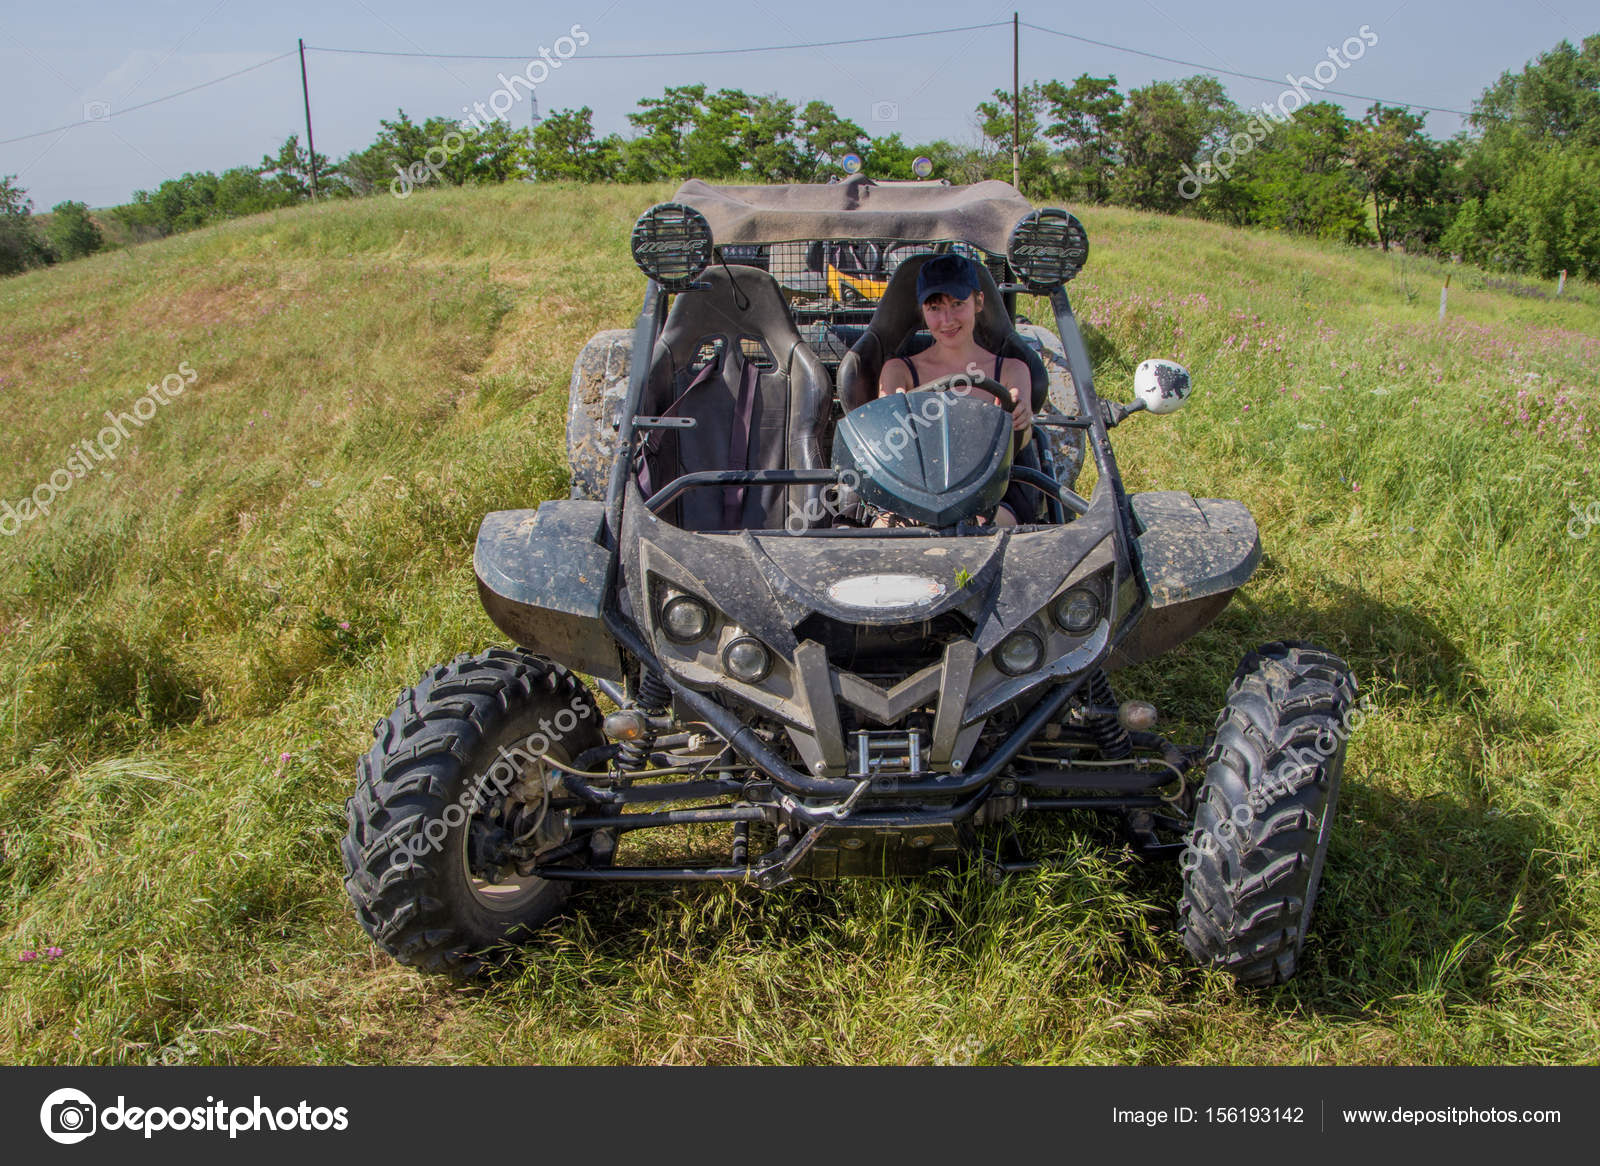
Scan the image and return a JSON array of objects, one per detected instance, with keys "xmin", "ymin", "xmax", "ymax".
[
  {"xmin": 43, "ymin": 946, "xmax": 63, "ymax": 960},
  {"xmin": 338, "ymin": 621, "xmax": 351, "ymax": 631},
  {"xmin": 19, "ymin": 951, "xmax": 37, "ymax": 962},
  {"xmin": 279, "ymin": 752, "xmax": 292, "ymax": 764}
]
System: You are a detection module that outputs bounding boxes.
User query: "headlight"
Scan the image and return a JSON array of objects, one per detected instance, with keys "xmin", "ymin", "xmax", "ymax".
[
  {"xmin": 722, "ymin": 637, "xmax": 772, "ymax": 683},
  {"xmin": 1007, "ymin": 208, "xmax": 1089, "ymax": 290},
  {"xmin": 995, "ymin": 631, "xmax": 1044, "ymax": 677},
  {"xmin": 660, "ymin": 593, "xmax": 712, "ymax": 643},
  {"xmin": 631, "ymin": 202, "xmax": 713, "ymax": 292},
  {"xmin": 1052, "ymin": 586, "xmax": 1101, "ymax": 634}
]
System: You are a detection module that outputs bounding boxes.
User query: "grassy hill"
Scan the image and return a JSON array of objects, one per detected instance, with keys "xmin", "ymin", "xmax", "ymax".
[{"xmin": 1, "ymin": 183, "xmax": 1597, "ymax": 1065}]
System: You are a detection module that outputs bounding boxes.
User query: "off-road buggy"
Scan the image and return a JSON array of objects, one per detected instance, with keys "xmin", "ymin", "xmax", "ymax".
[{"xmin": 342, "ymin": 175, "xmax": 1357, "ymax": 985}]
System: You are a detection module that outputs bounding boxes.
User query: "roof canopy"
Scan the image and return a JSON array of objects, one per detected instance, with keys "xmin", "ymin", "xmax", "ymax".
[{"xmin": 670, "ymin": 176, "xmax": 1038, "ymax": 254}]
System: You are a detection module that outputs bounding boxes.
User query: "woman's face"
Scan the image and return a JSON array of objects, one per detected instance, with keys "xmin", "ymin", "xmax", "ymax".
[{"xmin": 921, "ymin": 290, "xmax": 982, "ymax": 345}]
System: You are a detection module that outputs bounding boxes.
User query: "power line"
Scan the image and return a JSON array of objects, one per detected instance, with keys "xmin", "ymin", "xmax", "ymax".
[
  {"xmin": 306, "ymin": 22, "xmax": 1009, "ymax": 62},
  {"xmin": 1021, "ymin": 20, "xmax": 1478, "ymax": 119},
  {"xmin": 0, "ymin": 50, "xmax": 298, "ymax": 148}
]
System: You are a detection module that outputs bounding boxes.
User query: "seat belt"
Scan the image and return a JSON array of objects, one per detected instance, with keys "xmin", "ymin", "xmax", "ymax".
[
  {"xmin": 635, "ymin": 355, "xmax": 721, "ymax": 498},
  {"xmin": 722, "ymin": 353, "xmax": 759, "ymax": 529}
]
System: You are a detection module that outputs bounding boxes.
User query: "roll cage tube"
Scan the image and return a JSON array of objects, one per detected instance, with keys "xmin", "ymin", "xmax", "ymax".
[
  {"xmin": 1048, "ymin": 286, "xmax": 1137, "ymax": 547},
  {"xmin": 602, "ymin": 280, "xmax": 666, "ymax": 568}
]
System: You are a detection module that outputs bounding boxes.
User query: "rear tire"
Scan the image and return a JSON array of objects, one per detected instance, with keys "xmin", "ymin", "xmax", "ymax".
[
  {"xmin": 1178, "ymin": 642, "xmax": 1358, "ymax": 985},
  {"xmin": 341, "ymin": 648, "xmax": 605, "ymax": 979}
]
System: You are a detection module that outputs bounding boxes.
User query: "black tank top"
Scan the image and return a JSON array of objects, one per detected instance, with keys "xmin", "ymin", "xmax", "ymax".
[{"xmin": 899, "ymin": 352, "xmax": 1006, "ymax": 401}]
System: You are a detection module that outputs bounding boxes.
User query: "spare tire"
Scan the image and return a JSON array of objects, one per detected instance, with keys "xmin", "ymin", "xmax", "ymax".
[{"xmin": 566, "ymin": 329, "xmax": 633, "ymax": 502}]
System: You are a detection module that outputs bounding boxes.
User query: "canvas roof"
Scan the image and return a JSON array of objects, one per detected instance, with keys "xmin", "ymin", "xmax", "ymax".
[{"xmin": 670, "ymin": 176, "xmax": 1037, "ymax": 254}]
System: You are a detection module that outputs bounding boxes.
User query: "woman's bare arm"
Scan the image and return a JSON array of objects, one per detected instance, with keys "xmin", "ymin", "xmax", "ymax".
[
  {"xmin": 878, "ymin": 356, "xmax": 913, "ymax": 397},
  {"xmin": 1001, "ymin": 356, "xmax": 1034, "ymax": 434}
]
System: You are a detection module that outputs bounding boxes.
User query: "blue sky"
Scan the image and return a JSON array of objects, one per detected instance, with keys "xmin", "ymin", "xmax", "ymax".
[{"xmin": 0, "ymin": 0, "xmax": 1593, "ymax": 209}]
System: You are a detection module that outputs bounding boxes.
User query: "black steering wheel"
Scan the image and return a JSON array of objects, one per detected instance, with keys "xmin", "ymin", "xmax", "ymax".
[{"xmin": 905, "ymin": 372, "xmax": 1017, "ymax": 412}]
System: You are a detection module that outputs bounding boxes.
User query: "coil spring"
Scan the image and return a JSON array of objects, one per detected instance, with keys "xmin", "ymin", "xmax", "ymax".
[
  {"xmin": 616, "ymin": 669, "xmax": 672, "ymax": 772},
  {"xmin": 1085, "ymin": 668, "xmax": 1132, "ymax": 759}
]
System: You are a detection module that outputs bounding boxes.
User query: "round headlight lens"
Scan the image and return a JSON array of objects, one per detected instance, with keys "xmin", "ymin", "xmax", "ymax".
[
  {"xmin": 1053, "ymin": 587, "xmax": 1101, "ymax": 634},
  {"xmin": 995, "ymin": 631, "xmax": 1044, "ymax": 677},
  {"xmin": 723, "ymin": 637, "xmax": 772, "ymax": 684},
  {"xmin": 661, "ymin": 594, "xmax": 711, "ymax": 643}
]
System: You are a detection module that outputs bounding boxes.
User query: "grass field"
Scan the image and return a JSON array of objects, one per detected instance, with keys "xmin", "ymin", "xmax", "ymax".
[{"xmin": 1, "ymin": 183, "xmax": 1597, "ymax": 1065}]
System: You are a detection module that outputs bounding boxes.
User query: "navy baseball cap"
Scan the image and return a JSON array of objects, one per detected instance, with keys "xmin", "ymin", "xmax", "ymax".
[{"xmin": 916, "ymin": 254, "xmax": 980, "ymax": 303}]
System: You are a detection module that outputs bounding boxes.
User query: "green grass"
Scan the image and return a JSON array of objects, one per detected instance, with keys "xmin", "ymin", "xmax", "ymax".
[{"xmin": 1, "ymin": 184, "xmax": 1597, "ymax": 1065}]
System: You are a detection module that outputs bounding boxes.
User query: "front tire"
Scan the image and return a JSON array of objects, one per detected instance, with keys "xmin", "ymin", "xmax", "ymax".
[
  {"xmin": 341, "ymin": 648, "xmax": 605, "ymax": 979},
  {"xmin": 1178, "ymin": 642, "xmax": 1358, "ymax": 985}
]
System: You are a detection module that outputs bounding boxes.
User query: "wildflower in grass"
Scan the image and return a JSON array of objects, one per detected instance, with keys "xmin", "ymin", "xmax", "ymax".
[
  {"xmin": 338, "ymin": 621, "xmax": 351, "ymax": 631},
  {"xmin": 43, "ymin": 946, "xmax": 62, "ymax": 960},
  {"xmin": 19, "ymin": 950, "xmax": 37, "ymax": 962},
  {"xmin": 280, "ymin": 752, "xmax": 292, "ymax": 764}
]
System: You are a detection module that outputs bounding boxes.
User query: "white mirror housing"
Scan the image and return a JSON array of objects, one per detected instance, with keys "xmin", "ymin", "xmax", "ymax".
[{"xmin": 1134, "ymin": 359, "xmax": 1192, "ymax": 415}]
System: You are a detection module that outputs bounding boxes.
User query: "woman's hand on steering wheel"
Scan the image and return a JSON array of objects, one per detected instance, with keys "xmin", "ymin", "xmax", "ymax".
[{"xmin": 907, "ymin": 372, "xmax": 1034, "ymax": 434}]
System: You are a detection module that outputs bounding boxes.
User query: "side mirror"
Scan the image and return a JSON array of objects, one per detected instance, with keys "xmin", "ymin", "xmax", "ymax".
[{"xmin": 1133, "ymin": 358, "xmax": 1192, "ymax": 415}]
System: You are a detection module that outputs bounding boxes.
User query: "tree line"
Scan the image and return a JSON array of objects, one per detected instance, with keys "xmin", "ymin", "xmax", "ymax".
[{"xmin": 3, "ymin": 33, "xmax": 1597, "ymax": 281}]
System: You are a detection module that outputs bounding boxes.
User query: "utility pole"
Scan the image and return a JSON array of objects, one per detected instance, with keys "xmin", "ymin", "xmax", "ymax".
[
  {"xmin": 298, "ymin": 38, "xmax": 320, "ymax": 201},
  {"xmin": 1012, "ymin": 12, "xmax": 1021, "ymax": 191}
]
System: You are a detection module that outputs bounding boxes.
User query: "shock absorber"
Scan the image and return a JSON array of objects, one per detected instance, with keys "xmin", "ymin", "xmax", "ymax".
[
  {"xmin": 1085, "ymin": 668, "xmax": 1132, "ymax": 760},
  {"xmin": 615, "ymin": 669, "xmax": 672, "ymax": 772}
]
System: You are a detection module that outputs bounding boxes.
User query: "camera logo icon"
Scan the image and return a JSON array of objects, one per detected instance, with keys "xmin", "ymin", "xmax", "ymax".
[
  {"xmin": 871, "ymin": 100, "xmax": 899, "ymax": 123},
  {"xmin": 40, "ymin": 1087, "xmax": 97, "ymax": 1144},
  {"xmin": 83, "ymin": 100, "xmax": 111, "ymax": 122}
]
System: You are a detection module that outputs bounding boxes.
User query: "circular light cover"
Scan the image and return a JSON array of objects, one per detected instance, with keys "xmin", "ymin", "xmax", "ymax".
[
  {"xmin": 912, "ymin": 155, "xmax": 934, "ymax": 179},
  {"xmin": 631, "ymin": 202, "xmax": 714, "ymax": 292},
  {"xmin": 660, "ymin": 593, "xmax": 711, "ymax": 642},
  {"xmin": 723, "ymin": 637, "xmax": 773, "ymax": 683},
  {"xmin": 842, "ymin": 153, "xmax": 864, "ymax": 174},
  {"xmin": 826, "ymin": 573, "xmax": 947, "ymax": 610},
  {"xmin": 1053, "ymin": 587, "xmax": 1101, "ymax": 634},
  {"xmin": 995, "ymin": 631, "xmax": 1044, "ymax": 677},
  {"xmin": 1007, "ymin": 208, "xmax": 1090, "ymax": 290}
]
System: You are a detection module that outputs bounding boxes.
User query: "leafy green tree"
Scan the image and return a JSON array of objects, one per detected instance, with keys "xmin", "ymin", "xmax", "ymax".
[
  {"xmin": 1473, "ymin": 35, "xmax": 1600, "ymax": 150},
  {"xmin": 259, "ymin": 134, "xmax": 335, "ymax": 200},
  {"xmin": 47, "ymin": 200, "xmax": 103, "ymax": 260},
  {"xmin": 625, "ymin": 84, "xmax": 707, "ymax": 181},
  {"xmin": 1108, "ymin": 81, "xmax": 1202, "ymax": 212},
  {"xmin": 920, "ymin": 139, "xmax": 997, "ymax": 185},
  {"xmin": 1040, "ymin": 74, "xmax": 1124, "ymax": 203},
  {"xmin": 113, "ymin": 168, "xmax": 297, "ymax": 238},
  {"xmin": 1442, "ymin": 34, "xmax": 1600, "ymax": 276},
  {"xmin": 976, "ymin": 82, "xmax": 1059, "ymax": 193},
  {"xmin": 1442, "ymin": 143, "xmax": 1600, "ymax": 278},
  {"xmin": 529, "ymin": 107, "xmax": 621, "ymax": 181},
  {"xmin": 1, "ymin": 175, "xmax": 54, "ymax": 274},
  {"xmin": 338, "ymin": 110, "xmax": 532, "ymax": 194},
  {"xmin": 731, "ymin": 93, "xmax": 805, "ymax": 182},
  {"xmin": 1237, "ymin": 103, "xmax": 1371, "ymax": 244},
  {"xmin": 862, "ymin": 132, "xmax": 920, "ymax": 179},
  {"xmin": 798, "ymin": 101, "xmax": 870, "ymax": 179},
  {"xmin": 1348, "ymin": 105, "xmax": 1438, "ymax": 251}
]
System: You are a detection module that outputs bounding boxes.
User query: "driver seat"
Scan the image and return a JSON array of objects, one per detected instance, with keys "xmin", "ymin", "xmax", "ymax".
[
  {"xmin": 835, "ymin": 253, "xmax": 1052, "ymax": 522},
  {"xmin": 836, "ymin": 252, "xmax": 1050, "ymax": 413}
]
